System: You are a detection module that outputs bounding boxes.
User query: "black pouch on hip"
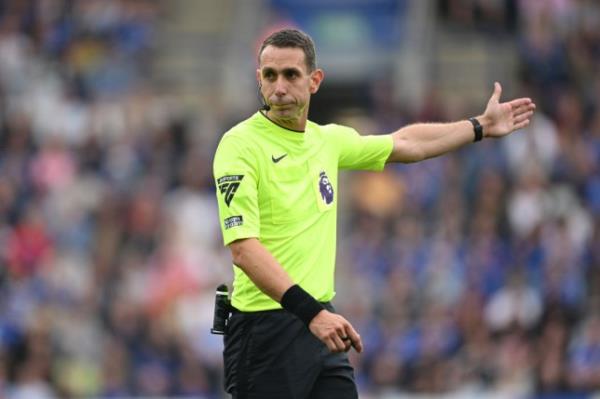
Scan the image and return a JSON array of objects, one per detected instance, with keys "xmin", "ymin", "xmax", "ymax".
[{"xmin": 210, "ymin": 284, "xmax": 231, "ymax": 335}]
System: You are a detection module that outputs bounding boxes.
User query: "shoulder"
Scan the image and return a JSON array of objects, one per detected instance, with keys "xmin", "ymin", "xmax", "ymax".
[
  {"xmin": 215, "ymin": 115, "xmax": 261, "ymax": 156},
  {"xmin": 213, "ymin": 118, "xmax": 262, "ymax": 171},
  {"xmin": 307, "ymin": 121, "xmax": 359, "ymax": 141}
]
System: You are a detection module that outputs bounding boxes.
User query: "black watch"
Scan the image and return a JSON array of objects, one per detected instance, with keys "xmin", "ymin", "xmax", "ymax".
[{"xmin": 469, "ymin": 117, "xmax": 484, "ymax": 142}]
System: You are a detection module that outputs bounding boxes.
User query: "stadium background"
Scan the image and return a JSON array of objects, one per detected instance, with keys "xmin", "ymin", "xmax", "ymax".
[{"xmin": 0, "ymin": 0, "xmax": 599, "ymax": 398}]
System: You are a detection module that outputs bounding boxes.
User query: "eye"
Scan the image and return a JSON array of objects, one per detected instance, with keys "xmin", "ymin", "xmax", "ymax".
[
  {"xmin": 263, "ymin": 71, "xmax": 276, "ymax": 81},
  {"xmin": 285, "ymin": 70, "xmax": 299, "ymax": 80}
]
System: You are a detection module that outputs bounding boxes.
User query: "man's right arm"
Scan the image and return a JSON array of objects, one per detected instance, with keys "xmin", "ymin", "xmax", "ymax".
[
  {"xmin": 229, "ymin": 237, "xmax": 363, "ymax": 353},
  {"xmin": 229, "ymin": 237, "xmax": 294, "ymax": 302}
]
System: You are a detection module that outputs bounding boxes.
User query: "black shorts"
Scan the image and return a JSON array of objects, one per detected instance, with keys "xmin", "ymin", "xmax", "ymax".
[{"xmin": 223, "ymin": 303, "xmax": 358, "ymax": 399}]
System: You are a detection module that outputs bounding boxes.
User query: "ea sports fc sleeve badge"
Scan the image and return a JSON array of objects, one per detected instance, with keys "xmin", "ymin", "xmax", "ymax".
[
  {"xmin": 217, "ymin": 175, "xmax": 244, "ymax": 207},
  {"xmin": 215, "ymin": 169, "xmax": 259, "ymax": 245},
  {"xmin": 217, "ymin": 175, "xmax": 246, "ymax": 231}
]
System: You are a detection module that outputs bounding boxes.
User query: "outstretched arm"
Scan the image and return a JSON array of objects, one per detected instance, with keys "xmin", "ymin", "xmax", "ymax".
[{"xmin": 387, "ymin": 82, "xmax": 536, "ymax": 163}]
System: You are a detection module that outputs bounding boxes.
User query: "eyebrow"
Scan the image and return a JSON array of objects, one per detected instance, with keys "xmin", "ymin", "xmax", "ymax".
[{"xmin": 261, "ymin": 66, "xmax": 302, "ymax": 76}]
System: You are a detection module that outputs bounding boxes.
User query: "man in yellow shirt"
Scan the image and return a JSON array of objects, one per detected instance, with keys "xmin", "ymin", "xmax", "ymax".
[{"xmin": 213, "ymin": 28, "xmax": 535, "ymax": 398}]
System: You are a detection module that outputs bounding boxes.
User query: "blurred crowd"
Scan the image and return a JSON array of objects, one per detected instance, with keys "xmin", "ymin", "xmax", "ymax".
[
  {"xmin": 0, "ymin": 1, "xmax": 229, "ymax": 398},
  {"xmin": 0, "ymin": 0, "xmax": 599, "ymax": 398},
  {"xmin": 335, "ymin": 0, "xmax": 600, "ymax": 397}
]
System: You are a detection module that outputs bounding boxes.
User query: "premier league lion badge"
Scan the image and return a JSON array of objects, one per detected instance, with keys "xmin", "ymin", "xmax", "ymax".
[{"xmin": 319, "ymin": 171, "xmax": 334, "ymax": 205}]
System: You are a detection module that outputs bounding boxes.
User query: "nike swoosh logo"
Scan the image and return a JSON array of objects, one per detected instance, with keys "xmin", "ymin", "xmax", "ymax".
[{"xmin": 272, "ymin": 154, "xmax": 288, "ymax": 163}]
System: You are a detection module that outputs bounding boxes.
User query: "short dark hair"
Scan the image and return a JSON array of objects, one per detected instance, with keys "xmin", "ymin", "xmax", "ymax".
[{"xmin": 258, "ymin": 29, "xmax": 317, "ymax": 72}]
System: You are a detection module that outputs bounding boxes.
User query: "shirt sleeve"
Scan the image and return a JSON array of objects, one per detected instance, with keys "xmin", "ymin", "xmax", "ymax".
[
  {"xmin": 331, "ymin": 125, "xmax": 394, "ymax": 171},
  {"xmin": 213, "ymin": 135, "xmax": 260, "ymax": 246}
]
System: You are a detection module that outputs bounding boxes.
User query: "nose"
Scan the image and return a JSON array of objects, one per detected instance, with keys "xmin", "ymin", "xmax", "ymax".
[{"xmin": 273, "ymin": 76, "xmax": 287, "ymax": 97}]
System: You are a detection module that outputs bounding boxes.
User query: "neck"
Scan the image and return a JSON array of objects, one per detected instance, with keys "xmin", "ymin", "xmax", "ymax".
[{"xmin": 264, "ymin": 111, "xmax": 307, "ymax": 132}]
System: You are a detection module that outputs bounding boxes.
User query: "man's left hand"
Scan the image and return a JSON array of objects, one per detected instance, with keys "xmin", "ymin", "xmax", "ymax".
[{"xmin": 479, "ymin": 82, "xmax": 536, "ymax": 138}]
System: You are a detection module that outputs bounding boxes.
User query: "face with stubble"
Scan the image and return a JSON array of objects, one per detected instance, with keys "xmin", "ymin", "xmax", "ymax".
[{"xmin": 257, "ymin": 45, "xmax": 324, "ymax": 131}]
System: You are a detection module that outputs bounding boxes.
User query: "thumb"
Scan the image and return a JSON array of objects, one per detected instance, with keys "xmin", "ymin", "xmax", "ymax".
[{"xmin": 490, "ymin": 81, "xmax": 502, "ymax": 103}]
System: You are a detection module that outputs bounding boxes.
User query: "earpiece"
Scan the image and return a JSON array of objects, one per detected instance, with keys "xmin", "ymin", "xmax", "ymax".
[{"xmin": 258, "ymin": 84, "xmax": 270, "ymax": 111}]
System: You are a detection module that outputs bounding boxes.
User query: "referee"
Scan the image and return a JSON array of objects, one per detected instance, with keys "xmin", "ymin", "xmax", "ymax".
[{"xmin": 213, "ymin": 28, "xmax": 535, "ymax": 398}]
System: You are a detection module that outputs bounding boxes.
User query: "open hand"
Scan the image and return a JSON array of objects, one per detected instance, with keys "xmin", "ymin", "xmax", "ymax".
[
  {"xmin": 480, "ymin": 82, "xmax": 536, "ymax": 138},
  {"xmin": 309, "ymin": 310, "xmax": 363, "ymax": 353}
]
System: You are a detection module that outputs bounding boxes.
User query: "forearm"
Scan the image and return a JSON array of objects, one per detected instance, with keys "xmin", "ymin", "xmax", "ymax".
[
  {"xmin": 229, "ymin": 237, "xmax": 294, "ymax": 302},
  {"xmin": 229, "ymin": 238, "xmax": 326, "ymax": 327},
  {"xmin": 388, "ymin": 116, "xmax": 488, "ymax": 163}
]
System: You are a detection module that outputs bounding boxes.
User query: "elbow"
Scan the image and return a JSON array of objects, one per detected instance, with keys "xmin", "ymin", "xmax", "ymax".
[
  {"xmin": 401, "ymin": 151, "xmax": 426, "ymax": 163},
  {"xmin": 389, "ymin": 147, "xmax": 426, "ymax": 164},
  {"xmin": 390, "ymin": 135, "xmax": 426, "ymax": 163},
  {"xmin": 229, "ymin": 238, "xmax": 253, "ymax": 268}
]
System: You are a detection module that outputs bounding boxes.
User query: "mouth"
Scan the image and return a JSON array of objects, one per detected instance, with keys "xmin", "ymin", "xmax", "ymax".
[{"xmin": 271, "ymin": 103, "xmax": 293, "ymax": 109}]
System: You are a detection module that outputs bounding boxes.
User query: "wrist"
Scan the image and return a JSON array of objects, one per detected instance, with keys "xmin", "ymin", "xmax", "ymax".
[
  {"xmin": 475, "ymin": 115, "xmax": 492, "ymax": 138},
  {"xmin": 281, "ymin": 284, "xmax": 325, "ymax": 327},
  {"xmin": 469, "ymin": 116, "xmax": 484, "ymax": 142}
]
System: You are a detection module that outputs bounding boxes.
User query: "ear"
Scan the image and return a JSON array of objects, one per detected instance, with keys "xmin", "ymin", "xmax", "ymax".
[
  {"xmin": 256, "ymin": 68, "xmax": 261, "ymax": 86},
  {"xmin": 309, "ymin": 69, "xmax": 324, "ymax": 94}
]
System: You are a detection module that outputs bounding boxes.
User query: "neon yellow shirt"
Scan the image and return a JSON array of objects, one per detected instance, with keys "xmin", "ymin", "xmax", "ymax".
[{"xmin": 213, "ymin": 112, "xmax": 393, "ymax": 311}]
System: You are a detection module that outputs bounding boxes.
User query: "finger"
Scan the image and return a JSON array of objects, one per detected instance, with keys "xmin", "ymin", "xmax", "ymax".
[
  {"xmin": 512, "ymin": 101, "xmax": 536, "ymax": 113},
  {"xmin": 344, "ymin": 325, "xmax": 363, "ymax": 353},
  {"xmin": 512, "ymin": 106, "xmax": 535, "ymax": 118},
  {"xmin": 342, "ymin": 337, "xmax": 352, "ymax": 352},
  {"xmin": 490, "ymin": 81, "xmax": 502, "ymax": 103},
  {"xmin": 331, "ymin": 335, "xmax": 346, "ymax": 352},
  {"xmin": 340, "ymin": 335, "xmax": 353, "ymax": 352},
  {"xmin": 508, "ymin": 98, "xmax": 533, "ymax": 109},
  {"xmin": 324, "ymin": 337, "xmax": 338, "ymax": 353},
  {"xmin": 512, "ymin": 101, "xmax": 535, "ymax": 112},
  {"xmin": 513, "ymin": 111, "xmax": 534, "ymax": 125},
  {"xmin": 513, "ymin": 118, "xmax": 531, "ymax": 131}
]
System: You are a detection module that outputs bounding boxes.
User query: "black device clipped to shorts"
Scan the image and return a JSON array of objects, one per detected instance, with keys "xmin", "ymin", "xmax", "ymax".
[{"xmin": 211, "ymin": 284, "xmax": 231, "ymax": 335}]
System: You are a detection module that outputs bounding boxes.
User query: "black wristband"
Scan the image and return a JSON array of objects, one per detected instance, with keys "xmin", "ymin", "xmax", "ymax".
[
  {"xmin": 281, "ymin": 285, "xmax": 325, "ymax": 327},
  {"xmin": 469, "ymin": 117, "xmax": 484, "ymax": 142}
]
